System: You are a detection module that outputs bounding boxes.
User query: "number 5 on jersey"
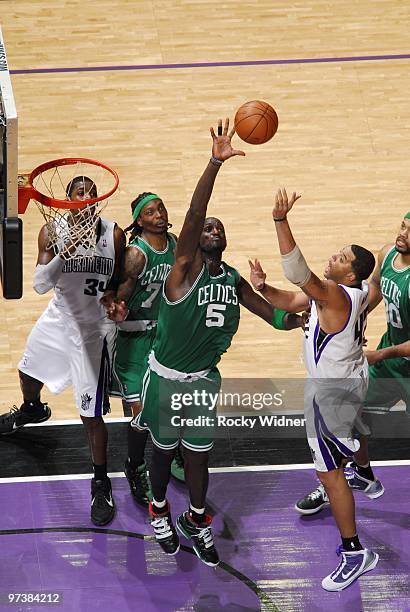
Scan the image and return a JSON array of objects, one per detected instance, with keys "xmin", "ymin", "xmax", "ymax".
[{"xmin": 206, "ymin": 304, "xmax": 226, "ymax": 327}]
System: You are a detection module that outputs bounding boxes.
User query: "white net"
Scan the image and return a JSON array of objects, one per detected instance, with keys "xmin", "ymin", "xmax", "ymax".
[
  {"xmin": 29, "ymin": 160, "xmax": 117, "ymax": 259},
  {"xmin": 35, "ymin": 201, "xmax": 106, "ymax": 260}
]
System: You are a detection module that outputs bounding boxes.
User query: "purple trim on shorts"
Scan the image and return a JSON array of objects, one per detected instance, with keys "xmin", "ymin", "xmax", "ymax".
[
  {"xmin": 313, "ymin": 397, "xmax": 355, "ymax": 470},
  {"xmin": 95, "ymin": 337, "xmax": 109, "ymax": 417},
  {"xmin": 313, "ymin": 398, "xmax": 336, "ymax": 470},
  {"xmin": 313, "ymin": 289, "xmax": 353, "ymax": 365}
]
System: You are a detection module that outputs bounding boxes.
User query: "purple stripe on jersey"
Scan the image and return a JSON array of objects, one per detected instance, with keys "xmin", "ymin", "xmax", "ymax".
[
  {"xmin": 313, "ymin": 288, "xmax": 353, "ymax": 365},
  {"xmin": 313, "ymin": 397, "xmax": 356, "ymax": 469},
  {"xmin": 95, "ymin": 337, "xmax": 109, "ymax": 417}
]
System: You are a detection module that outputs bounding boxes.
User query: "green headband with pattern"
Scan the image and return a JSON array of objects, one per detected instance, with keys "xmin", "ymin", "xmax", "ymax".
[
  {"xmin": 405, "ymin": 212, "xmax": 410, "ymax": 220},
  {"xmin": 132, "ymin": 194, "xmax": 161, "ymax": 222}
]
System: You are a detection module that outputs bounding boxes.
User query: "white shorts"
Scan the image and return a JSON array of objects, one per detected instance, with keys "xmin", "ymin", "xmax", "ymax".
[
  {"xmin": 18, "ymin": 301, "xmax": 117, "ymax": 417},
  {"xmin": 304, "ymin": 377, "xmax": 370, "ymax": 472}
]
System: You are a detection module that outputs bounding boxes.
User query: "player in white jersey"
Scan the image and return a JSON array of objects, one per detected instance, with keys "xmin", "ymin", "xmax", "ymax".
[
  {"xmin": 0, "ymin": 177, "xmax": 126, "ymax": 527},
  {"xmin": 249, "ymin": 187, "xmax": 378, "ymax": 591}
]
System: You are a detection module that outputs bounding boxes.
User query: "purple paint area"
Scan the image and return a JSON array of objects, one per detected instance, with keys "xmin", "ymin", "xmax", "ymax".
[
  {"xmin": 0, "ymin": 466, "xmax": 409, "ymax": 611},
  {"xmin": 10, "ymin": 52, "xmax": 410, "ymax": 76}
]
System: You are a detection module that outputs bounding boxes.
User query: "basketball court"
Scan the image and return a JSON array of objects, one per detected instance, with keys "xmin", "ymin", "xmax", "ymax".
[{"xmin": 1, "ymin": 2, "xmax": 410, "ymax": 610}]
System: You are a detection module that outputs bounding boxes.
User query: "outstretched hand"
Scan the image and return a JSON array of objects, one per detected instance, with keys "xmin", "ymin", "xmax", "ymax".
[
  {"xmin": 248, "ymin": 258, "xmax": 266, "ymax": 291},
  {"xmin": 272, "ymin": 187, "xmax": 301, "ymax": 221},
  {"xmin": 210, "ymin": 118, "xmax": 245, "ymax": 162},
  {"xmin": 100, "ymin": 296, "xmax": 129, "ymax": 322}
]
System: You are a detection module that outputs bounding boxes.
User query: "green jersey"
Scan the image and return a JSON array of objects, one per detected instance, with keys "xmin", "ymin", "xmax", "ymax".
[
  {"xmin": 380, "ymin": 246, "xmax": 410, "ymax": 347},
  {"xmin": 124, "ymin": 234, "xmax": 176, "ymax": 325},
  {"xmin": 153, "ymin": 262, "xmax": 241, "ymax": 372}
]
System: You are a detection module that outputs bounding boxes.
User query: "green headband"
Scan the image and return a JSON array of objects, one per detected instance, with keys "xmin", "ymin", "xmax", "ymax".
[
  {"xmin": 405, "ymin": 212, "xmax": 410, "ymax": 220},
  {"xmin": 132, "ymin": 194, "xmax": 161, "ymax": 222}
]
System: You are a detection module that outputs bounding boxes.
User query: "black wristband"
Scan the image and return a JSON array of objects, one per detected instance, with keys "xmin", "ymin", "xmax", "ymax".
[{"xmin": 274, "ymin": 217, "xmax": 287, "ymax": 222}]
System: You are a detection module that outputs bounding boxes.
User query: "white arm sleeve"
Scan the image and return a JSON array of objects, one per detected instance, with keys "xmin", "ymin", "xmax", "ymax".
[
  {"xmin": 281, "ymin": 245, "xmax": 312, "ymax": 287},
  {"xmin": 33, "ymin": 255, "xmax": 65, "ymax": 294}
]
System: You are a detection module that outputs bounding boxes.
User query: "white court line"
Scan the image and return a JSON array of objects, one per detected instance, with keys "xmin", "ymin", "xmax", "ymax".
[
  {"xmin": 27, "ymin": 417, "xmax": 132, "ymax": 427},
  {"xmin": 0, "ymin": 459, "xmax": 409, "ymax": 484}
]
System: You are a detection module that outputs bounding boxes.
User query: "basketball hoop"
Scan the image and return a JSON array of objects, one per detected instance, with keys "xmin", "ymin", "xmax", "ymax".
[{"xmin": 18, "ymin": 158, "xmax": 119, "ymax": 259}]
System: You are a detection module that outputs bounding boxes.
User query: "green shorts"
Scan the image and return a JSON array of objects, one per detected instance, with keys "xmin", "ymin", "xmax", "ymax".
[
  {"xmin": 365, "ymin": 359, "xmax": 410, "ymax": 412},
  {"xmin": 364, "ymin": 334, "xmax": 410, "ymax": 413},
  {"xmin": 134, "ymin": 366, "xmax": 221, "ymax": 452},
  {"xmin": 110, "ymin": 329, "xmax": 156, "ymax": 402}
]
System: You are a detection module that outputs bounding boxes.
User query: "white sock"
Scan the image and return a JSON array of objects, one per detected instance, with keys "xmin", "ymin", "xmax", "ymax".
[
  {"xmin": 189, "ymin": 504, "xmax": 205, "ymax": 515},
  {"xmin": 153, "ymin": 498, "xmax": 166, "ymax": 509}
]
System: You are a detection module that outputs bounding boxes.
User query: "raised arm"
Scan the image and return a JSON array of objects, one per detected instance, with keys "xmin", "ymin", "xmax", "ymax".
[
  {"xmin": 248, "ymin": 259, "xmax": 309, "ymax": 313},
  {"xmin": 237, "ymin": 276, "xmax": 303, "ymax": 330},
  {"xmin": 166, "ymin": 118, "xmax": 245, "ymax": 301},
  {"xmin": 367, "ymin": 244, "xmax": 391, "ymax": 313},
  {"xmin": 272, "ymin": 188, "xmax": 349, "ymax": 312}
]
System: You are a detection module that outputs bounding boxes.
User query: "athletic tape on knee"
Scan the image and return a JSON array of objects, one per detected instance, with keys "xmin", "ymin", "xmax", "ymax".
[
  {"xmin": 281, "ymin": 245, "xmax": 312, "ymax": 287},
  {"xmin": 33, "ymin": 256, "xmax": 65, "ymax": 294}
]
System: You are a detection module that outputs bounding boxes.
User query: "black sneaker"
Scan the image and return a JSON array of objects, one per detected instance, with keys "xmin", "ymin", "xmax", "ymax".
[
  {"xmin": 91, "ymin": 477, "xmax": 116, "ymax": 526},
  {"xmin": 149, "ymin": 502, "xmax": 180, "ymax": 555},
  {"xmin": 124, "ymin": 459, "xmax": 153, "ymax": 507},
  {"xmin": 295, "ymin": 483, "xmax": 330, "ymax": 515},
  {"xmin": 170, "ymin": 446, "xmax": 185, "ymax": 483},
  {"xmin": 0, "ymin": 402, "xmax": 51, "ymax": 435},
  {"xmin": 176, "ymin": 511, "xmax": 219, "ymax": 567}
]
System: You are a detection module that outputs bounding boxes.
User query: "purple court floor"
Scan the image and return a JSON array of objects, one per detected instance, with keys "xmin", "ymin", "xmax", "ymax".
[{"xmin": 0, "ymin": 465, "xmax": 409, "ymax": 612}]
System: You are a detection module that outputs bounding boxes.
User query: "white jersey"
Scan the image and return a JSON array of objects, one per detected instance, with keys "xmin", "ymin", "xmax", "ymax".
[
  {"xmin": 52, "ymin": 218, "xmax": 116, "ymax": 323},
  {"xmin": 303, "ymin": 282, "xmax": 369, "ymax": 379}
]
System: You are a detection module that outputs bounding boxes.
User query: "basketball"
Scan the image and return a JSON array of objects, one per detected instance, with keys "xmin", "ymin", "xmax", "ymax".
[{"xmin": 234, "ymin": 100, "xmax": 278, "ymax": 145}]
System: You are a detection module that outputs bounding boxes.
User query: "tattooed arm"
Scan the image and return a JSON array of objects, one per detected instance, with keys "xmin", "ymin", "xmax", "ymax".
[{"xmin": 101, "ymin": 245, "xmax": 146, "ymax": 321}]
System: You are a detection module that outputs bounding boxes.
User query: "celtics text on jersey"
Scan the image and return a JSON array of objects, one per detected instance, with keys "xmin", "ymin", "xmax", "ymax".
[{"xmin": 153, "ymin": 262, "xmax": 241, "ymax": 373}]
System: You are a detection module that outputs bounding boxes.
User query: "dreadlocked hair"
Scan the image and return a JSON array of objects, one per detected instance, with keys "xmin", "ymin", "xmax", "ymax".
[{"xmin": 124, "ymin": 191, "xmax": 156, "ymax": 244}]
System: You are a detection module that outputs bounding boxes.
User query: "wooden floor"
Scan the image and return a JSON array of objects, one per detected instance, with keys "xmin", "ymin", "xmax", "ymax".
[{"xmin": 1, "ymin": 1, "xmax": 409, "ymax": 419}]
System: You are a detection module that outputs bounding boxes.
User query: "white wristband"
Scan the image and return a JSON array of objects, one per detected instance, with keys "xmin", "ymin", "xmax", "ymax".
[
  {"xmin": 33, "ymin": 256, "xmax": 65, "ymax": 294},
  {"xmin": 281, "ymin": 245, "xmax": 312, "ymax": 287}
]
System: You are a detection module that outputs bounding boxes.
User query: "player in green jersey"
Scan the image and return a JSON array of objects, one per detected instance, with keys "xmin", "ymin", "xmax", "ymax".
[
  {"xmin": 295, "ymin": 212, "xmax": 410, "ymax": 515},
  {"xmin": 104, "ymin": 192, "xmax": 185, "ymax": 505},
  {"xmin": 364, "ymin": 212, "xmax": 410, "ymax": 411},
  {"xmin": 133, "ymin": 118, "xmax": 303, "ymax": 566}
]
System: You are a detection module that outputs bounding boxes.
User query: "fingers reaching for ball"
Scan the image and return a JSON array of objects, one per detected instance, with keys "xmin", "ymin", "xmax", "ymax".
[
  {"xmin": 272, "ymin": 188, "xmax": 301, "ymax": 220},
  {"xmin": 210, "ymin": 118, "xmax": 246, "ymax": 161}
]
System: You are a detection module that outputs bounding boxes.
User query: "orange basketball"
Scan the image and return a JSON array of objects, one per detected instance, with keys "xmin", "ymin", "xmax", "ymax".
[{"xmin": 234, "ymin": 100, "xmax": 278, "ymax": 145}]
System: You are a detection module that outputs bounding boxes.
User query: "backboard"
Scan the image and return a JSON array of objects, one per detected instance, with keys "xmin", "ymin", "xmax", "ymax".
[{"xmin": 0, "ymin": 26, "xmax": 22, "ymax": 299}]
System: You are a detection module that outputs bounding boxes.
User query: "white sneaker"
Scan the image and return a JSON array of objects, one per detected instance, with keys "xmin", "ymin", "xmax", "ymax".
[{"xmin": 322, "ymin": 547, "xmax": 379, "ymax": 591}]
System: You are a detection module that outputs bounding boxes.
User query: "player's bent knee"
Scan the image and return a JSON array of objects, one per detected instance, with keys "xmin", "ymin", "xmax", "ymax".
[{"xmin": 317, "ymin": 467, "xmax": 344, "ymax": 487}]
